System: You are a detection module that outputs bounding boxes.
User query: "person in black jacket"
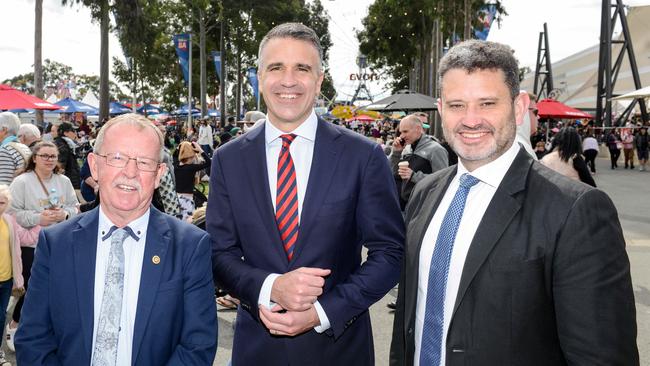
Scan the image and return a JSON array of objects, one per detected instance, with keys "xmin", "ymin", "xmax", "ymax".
[
  {"xmin": 53, "ymin": 122, "xmax": 81, "ymax": 190},
  {"xmin": 174, "ymin": 141, "xmax": 210, "ymax": 221}
]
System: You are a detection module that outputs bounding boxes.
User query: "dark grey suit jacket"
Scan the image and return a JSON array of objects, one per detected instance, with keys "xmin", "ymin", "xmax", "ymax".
[{"xmin": 390, "ymin": 148, "xmax": 638, "ymax": 366}]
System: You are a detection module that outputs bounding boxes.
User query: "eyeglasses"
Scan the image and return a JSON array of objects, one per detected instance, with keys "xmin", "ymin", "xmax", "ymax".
[
  {"xmin": 95, "ymin": 152, "xmax": 160, "ymax": 172},
  {"xmin": 36, "ymin": 154, "xmax": 58, "ymax": 161},
  {"xmin": 529, "ymin": 108, "xmax": 539, "ymax": 117}
]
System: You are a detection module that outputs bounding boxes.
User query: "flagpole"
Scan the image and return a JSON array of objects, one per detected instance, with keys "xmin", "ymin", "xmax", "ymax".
[{"xmin": 187, "ymin": 29, "xmax": 193, "ymax": 130}]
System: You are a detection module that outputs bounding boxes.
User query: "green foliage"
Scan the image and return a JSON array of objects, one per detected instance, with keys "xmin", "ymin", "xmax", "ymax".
[{"xmin": 358, "ymin": 0, "xmax": 507, "ymax": 93}]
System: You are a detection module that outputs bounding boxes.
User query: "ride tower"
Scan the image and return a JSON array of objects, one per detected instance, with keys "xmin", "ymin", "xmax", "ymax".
[
  {"xmin": 596, "ymin": 0, "xmax": 648, "ymax": 126},
  {"xmin": 350, "ymin": 54, "xmax": 374, "ymax": 105},
  {"xmin": 533, "ymin": 23, "xmax": 554, "ymax": 101}
]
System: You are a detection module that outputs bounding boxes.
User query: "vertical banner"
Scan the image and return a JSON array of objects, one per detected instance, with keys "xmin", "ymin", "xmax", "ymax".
[
  {"xmin": 474, "ymin": 4, "xmax": 497, "ymax": 40},
  {"xmin": 211, "ymin": 51, "xmax": 222, "ymax": 82},
  {"xmin": 246, "ymin": 67, "xmax": 259, "ymax": 103},
  {"xmin": 173, "ymin": 34, "xmax": 190, "ymax": 85}
]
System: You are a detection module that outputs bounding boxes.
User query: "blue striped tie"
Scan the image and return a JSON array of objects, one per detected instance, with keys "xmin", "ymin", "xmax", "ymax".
[
  {"xmin": 276, "ymin": 134, "xmax": 299, "ymax": 261},
  {"xmin": 420, "ymin": 173, "xmax": 480, "ymax": 366}
]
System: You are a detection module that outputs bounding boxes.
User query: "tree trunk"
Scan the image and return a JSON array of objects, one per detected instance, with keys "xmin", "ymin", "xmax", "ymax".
[
  {"xmin": 98, "ymin": 0, "xmax": 110, "ymax": 123},
  {"xmin": 464, "ymin": 0, "xmax": 471, "ymax": 40},
  {"xmin": 34, "ymin": 0, "xmax": 44, "ymax": 125},
  {"xmin": 236, "ymin": 45, "xmax": 242, "ymax": 119},
  {"xmin": 199, "ymin": 9, "xmax": 207, "ymax": 118}
]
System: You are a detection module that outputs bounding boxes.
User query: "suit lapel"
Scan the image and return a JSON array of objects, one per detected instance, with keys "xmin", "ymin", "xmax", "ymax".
[
  {"xmin": 241, "ymin": 124, "xmax": 287, "ymax": 264},
  {"xmin": 72, "ymin": 208, "xmax": 100, "ymax": 358},
  {"xmin": 404, "ymin": 169, "xmax": 455, "ymax": 332},
  {"xmin": 132, "ymin": 208, "xmax": 170, "ymax": 362},
  {"xmin": 451, "ymin": 149, "xmax": 532, "ymax": 317},
  {"xmin": 291, "ymin": 119, "xmax": 342, "ymax": 262}
]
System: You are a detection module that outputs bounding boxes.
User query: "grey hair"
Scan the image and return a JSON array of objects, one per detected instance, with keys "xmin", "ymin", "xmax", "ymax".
[
  {"xmin": 0, "ymin": 184, "xmax": 11, "ymax": 203},
  {"xmin": 439, "ymin": 40, "xmax": 520, "ymax": 100},
  {"xmin": 0, "ymin": 112, "xmax": 21, "ymax": 136},
  {"xmin": 258, "ymin": 22, "xmax": 323, "ymax": 72},
  {"xmin": 401, "ymin": 114, "xmax": 424, "ymax": 128},
  {"xmin": 94, "ymin": 113, "xmax": 164, "ymax": 161},
  {"xmin": 18, "ymin": 123, "xmax": 41, "ymax": 139}
]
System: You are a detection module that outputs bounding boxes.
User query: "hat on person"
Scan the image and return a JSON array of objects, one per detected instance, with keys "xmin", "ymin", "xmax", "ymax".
[
  {"xmin": 229, "ymin": 127, "xmax": 241, "ymax": 136},
  {"xmin": 178, "ymin": 141, "xmax": 200, "ymax": 161}
]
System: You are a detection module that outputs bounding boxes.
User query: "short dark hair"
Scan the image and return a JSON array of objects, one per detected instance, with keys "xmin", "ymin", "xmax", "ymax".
[
  {"xmin": 439, "ymin": 40, "xmax": 520, "ymax": 100},
  {"xmin": 258, "ymin": 22, "xmax": 323, "ymax": 72},
  {"xmin": 57, "ymin": 122, "xmax": 75, "ymax": 135},
  {"xmin": 551, "ymin": 127, "xmax": 583, "ymax": 162}
]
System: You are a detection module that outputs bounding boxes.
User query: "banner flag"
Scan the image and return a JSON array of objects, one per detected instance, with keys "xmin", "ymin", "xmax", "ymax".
[
  {"xmin": 173, "ymin": 34, "xmax": 190, "ymax": 85},
  {"xmin": 474, "ymin": 4, "xmax": 498, "ymax": 40},
  {"xmin": 247, "ymin": 67, "xmax": 259, "ymax": 102},
  {"xmin": 211, "ymin": 51, "xmax": 223, "ymax": 82}
]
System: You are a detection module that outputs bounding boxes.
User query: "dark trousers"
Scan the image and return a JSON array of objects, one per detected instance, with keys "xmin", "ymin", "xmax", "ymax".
[
  {"xmin": 624, "ymin": 148, "xmax": 635, "ymax": 168},
  {"xmin": 584, "ymin": 149, "xmax": 598, "ymax": 173},
  {"xmin": 12, "ymin": 246, "xmax": 34, "ymax": 323},
  {"xmin": 0, "ymin": 278, "xmax": 12, "ymax": 331},
  {"xmin": 609, "ymin": 148, "xmax": 620, "ymax": 168}
]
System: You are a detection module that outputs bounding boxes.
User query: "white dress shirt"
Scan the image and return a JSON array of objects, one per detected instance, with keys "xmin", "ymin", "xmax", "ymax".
[
  {"xmin": 414, "ymin": 143, "xmax": 520, "ymax": 366},
  {"xmin": 91, "ymin": 207, "xmax": 149, "ymax": 366},
  {"xmin": 257, "ymin": 110, "xmax": 331, "ymax": 333}
]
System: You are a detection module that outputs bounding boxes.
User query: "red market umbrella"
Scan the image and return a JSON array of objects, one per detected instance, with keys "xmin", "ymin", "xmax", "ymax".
[
  {"xmin": 0, "ymin": 84, "xmax": 61, "ymax": 111},
  {"xmin": 346, "ymin": 114, "xmax": 376, "ymax": 123},
  {"xmin": 536, "ymin": 98, "xmax": 593, "ymax": 120}
]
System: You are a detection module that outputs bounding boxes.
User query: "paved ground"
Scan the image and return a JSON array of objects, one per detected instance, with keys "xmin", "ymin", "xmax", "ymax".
[{"xmin": 3, "ymin": 154, "xmax": 648, "ymax": 365}]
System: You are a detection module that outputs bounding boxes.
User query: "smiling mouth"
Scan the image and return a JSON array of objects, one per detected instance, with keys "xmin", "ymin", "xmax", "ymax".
[
  {"xmin": 277, "ymin": 93, "xmax": 299, "ymax": 100},
  {"xmin": 459, "ymin": 131, "xmax": 490, "ymax": 139},
  {"xmin": 117, "ymin": 184, "xmax": 137, "ymax": 192}
]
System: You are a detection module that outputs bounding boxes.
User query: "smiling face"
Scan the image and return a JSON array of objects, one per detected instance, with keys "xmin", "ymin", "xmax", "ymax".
[
  {"xmin": 258, "ymin": 37, "xmax": 323, "ymax": 132},
  {"xmin": 88, "ymin": 123, "xmax": 165, "ymax": 226},
  {"xmin": 438, "ymin": 68, "xmax": 525, "ymax": 171}
]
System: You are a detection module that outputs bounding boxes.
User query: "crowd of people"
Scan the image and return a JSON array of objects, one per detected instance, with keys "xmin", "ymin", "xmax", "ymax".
[{"xmin": 0, "ymin": 22, "xmax": 644, "ymax": 366}]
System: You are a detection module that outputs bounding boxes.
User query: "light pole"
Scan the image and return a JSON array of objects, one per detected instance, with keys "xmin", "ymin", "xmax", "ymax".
[{"xmin": 186, "ymin": 26, "xmax": 193, "ymax": 129}]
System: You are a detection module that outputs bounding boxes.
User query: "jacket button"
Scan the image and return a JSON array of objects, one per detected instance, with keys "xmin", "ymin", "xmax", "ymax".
[{"xmin": 408, "ymin": 327, "xmax": 413, "ymax": 334}]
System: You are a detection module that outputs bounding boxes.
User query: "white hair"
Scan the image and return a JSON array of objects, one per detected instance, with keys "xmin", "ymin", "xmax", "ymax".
[
  {"xmin": 0, "ymin": 112, "xmax": 21, "ymax": 136},
  {"xmin": 18, "ymin": 123, "xmax": 41, "ymax": 139}
]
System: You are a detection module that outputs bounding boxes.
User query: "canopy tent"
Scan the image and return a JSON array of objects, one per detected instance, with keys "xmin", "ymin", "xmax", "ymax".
[
  {"xmin": 109, "ymin": 101, "xmax": 132, "ymax": 115},
  {"xmin": 81, "ymin": 92, "xmax": 99, "ymax": 108},
  {"xmin": 0, "ymin": 84, "xmax": 61, "ymax": 110},
  {"xmin": 536, "ymin": 99, "xmax": 593, "ymax": 119},
  {"xmin": 54, "ymin": 97, "xmax": 99, "ymax": 114},
  {"xmin": 346, "ymin": 114, "xmax": 376, "ymax": 122},
  {"xmin": 137, "ymin": 103, "xmax": 164, "ymax": 115},
  {"xmin": 171, "ymin": 104, "xmax": 200, "ymax": 116},
  {"xmin": 363, "ymin": 90, "xmax": 437, "ymax": 112},
  {"xmin": 610, "ymin": 86, "xmax": 650, "ymax": 100}
]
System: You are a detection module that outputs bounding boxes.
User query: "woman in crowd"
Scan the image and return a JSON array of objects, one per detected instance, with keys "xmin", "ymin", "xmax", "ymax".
[
  {"xmin": 582, "ymin": 132, "xmax": 599, "ymax": 173},
  {"xmin": 606, "ymin": 129, "xmax": 622, "ymax": 169},
  {"xmin": 541, "ymin": 127, "xmax": 596, "ymax": 187},
  {"xmin": 174, "ymin": 141, "xmax": 211, "ymax": 221},
  {"xmin": 5, "ymin": 141, "xmax": 79, "ymax": 349},
  {"xmin": 622, "ymin": 130, "xmax": 635, "ymax": 169}
]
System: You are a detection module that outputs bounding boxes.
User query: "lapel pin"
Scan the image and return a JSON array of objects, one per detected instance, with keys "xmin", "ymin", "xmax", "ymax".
[{"xmin": 152, "ymin": 255, "xmax": 161, "ymax": 265}]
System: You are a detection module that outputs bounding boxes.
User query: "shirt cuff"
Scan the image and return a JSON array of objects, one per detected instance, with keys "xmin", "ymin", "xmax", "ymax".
[
  {"xmin": 258, "ymin": 273, "xmax": 281, "ymax": 309},
  {"xmin": 313, "ymin": 301, "xmax": 331, "ymax": 333}
]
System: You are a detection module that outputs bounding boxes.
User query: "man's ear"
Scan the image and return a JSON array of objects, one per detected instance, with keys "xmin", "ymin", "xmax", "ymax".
[{"xmin": 514, "ymin": 90, "xmax": 529, "ymax": 127}]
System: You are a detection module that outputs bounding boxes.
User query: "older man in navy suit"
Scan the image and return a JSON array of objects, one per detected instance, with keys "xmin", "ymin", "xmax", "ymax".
[
  {"xmin": 15, "ymin": 114, "xmax": 217, "ymax": 365},
  {"xmin": 207, "ymin": 23, "xmax": 404, "ymax": 365}
]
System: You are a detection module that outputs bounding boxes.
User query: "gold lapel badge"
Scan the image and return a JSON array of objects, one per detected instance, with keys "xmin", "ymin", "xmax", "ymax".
[{"xmin": 152, "ymin": 255, "xmax": 161, "ymax": 265}]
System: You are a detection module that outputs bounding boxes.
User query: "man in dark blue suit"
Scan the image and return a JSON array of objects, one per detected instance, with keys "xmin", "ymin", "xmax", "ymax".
[
  {"xmin": 207, "ymin": 23, "xmax": 404, "ymax": 365},
  {"xmin": 15, "ymin": 114, "xmax": 217, "ymax": 365}
]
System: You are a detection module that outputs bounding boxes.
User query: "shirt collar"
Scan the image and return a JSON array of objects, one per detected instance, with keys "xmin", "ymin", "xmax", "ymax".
[
  {"xmin": 98, "ymin": 206, "xmax": 150, "ymax": 243},
  {"xmin": 456, "ymin": 142, "xmax": 521, "ymax": 189},
  {"xmin": 264, "ymin": 109, "xmax": 318, "ymax": 145}
]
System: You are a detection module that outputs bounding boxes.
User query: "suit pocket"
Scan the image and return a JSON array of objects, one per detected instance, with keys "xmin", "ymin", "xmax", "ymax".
[{"xmin": 157, "ymin": 278, "xmax": 183, "ymax": 293}]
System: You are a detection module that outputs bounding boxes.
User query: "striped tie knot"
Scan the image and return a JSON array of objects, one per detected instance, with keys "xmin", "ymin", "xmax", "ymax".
[{"xmin": 281, "ymin": 134, "xmax": 297, "ymax": 147}]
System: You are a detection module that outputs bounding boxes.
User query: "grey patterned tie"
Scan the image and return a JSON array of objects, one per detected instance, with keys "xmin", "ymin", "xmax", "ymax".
[{"xmin": 92, "ymin": 227, "xmax": 129, "ymax": 366}]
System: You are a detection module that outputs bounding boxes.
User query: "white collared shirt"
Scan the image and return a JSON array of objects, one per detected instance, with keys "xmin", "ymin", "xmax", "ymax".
[
  {"xmin": 257, "ymin": 110, "xmax": 331, "ymax": 333},
  {"xmin": 91, "ymin": 207, "xmax": 150, "ymax": 366},
  {"xmin": 414, "ymin": 143, "xmax": 520, "ymax": 366}
]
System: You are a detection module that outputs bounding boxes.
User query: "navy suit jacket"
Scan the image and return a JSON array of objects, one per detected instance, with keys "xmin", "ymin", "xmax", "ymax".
[
  {"xmin": 208, "ymin": 118, "xmax": 405, "ymax": 365},
  {"xmin": 15, "ymin": 207, "xmax": 218, "ymax": 365}
]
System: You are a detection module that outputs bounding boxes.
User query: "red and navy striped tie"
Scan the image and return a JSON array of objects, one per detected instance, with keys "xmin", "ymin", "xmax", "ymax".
[{"xmin": 276, "ymin": 134, "xmax": 299, "ymax": 261}]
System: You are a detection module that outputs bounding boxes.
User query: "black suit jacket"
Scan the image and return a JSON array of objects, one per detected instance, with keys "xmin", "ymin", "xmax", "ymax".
[{"xmin": 390, "ymin": 148, "xmax": 638, "ymax": 366}]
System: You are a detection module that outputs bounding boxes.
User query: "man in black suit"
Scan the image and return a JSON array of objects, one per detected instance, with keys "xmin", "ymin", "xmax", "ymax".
[{"xmin": 389, "ymin": 40, "xmax": 638, "ymax": 366}]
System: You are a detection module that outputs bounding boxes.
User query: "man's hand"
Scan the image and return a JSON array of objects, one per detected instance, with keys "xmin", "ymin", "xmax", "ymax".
[
  {"xmin": 398, "ymin": 166, "xmax": 413, "ymax": 181},
  {"xmin": 271, "ymin": 267, "xmax": 330, "ymax": 311},
  {"xmin": 259, "ymin": 304, "xmax": 320, "ymax": 337},
  {"xmin": 392, "ymin": 137, "xmax": 404, "ymax": 152}
]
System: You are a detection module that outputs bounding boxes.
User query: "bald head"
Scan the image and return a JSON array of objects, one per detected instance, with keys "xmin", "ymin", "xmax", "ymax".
[{"xmin": 398, "ymin": 115, "xmax": 424, "ymax": 146}]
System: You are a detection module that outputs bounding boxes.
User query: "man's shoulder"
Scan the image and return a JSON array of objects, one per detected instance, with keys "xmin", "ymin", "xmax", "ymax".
[
  {"xmin": 525, "ymin": 160, "xmax": 599, "ymax": 205},
  {"xmin": 153, "ymin": 210, "xmax": 208, "ymax": 243}
]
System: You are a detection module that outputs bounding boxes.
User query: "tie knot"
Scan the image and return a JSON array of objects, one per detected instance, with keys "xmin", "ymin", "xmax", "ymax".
[
  {"xmin": 280, "ymin": 134, "xmax": 297, "ymax": 145},
  {"xmin": 103, "ymin": 225, "xmax": 140, "ymax": 242},
  {"xmin": 458, "ymin": 173, "xmax": 480, "ymax": 189}
]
